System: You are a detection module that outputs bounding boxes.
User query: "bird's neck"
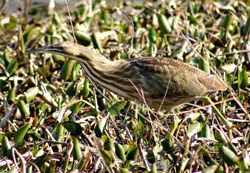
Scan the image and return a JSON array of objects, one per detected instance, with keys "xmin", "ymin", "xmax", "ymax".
[
  {"xmin": 76, "ymin": 46, "xmax": 123, "ymax": 73},
  {"xmin": 77, "ymin": 46, "xmax": 110, "ymax": 64}
]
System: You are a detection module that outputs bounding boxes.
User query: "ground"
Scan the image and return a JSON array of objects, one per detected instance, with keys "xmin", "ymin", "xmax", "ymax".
[{"xmin": 0, "ymin": 0, "xmax": 249, "ymax": 172}]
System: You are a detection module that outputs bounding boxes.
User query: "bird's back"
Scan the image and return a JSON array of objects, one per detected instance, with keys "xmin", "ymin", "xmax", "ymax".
[{"xmin": 119, "ymin": 57, "xmax": 227, "ymax": 110}]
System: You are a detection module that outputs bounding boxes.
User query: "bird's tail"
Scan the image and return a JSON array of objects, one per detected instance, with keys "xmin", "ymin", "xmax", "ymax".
[{"xmin": 199, "ymin": 75, "xmax": 227, "ymax": 92}]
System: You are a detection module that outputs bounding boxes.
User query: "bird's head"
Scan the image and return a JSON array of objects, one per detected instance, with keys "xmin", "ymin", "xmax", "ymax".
[
  {"xmin": 27, "ymin": 42, "xmax": 84, "ymax": 60},
  {"xmin": 27, "ymin": 41, "xmax": 110, "ymax": 65}
]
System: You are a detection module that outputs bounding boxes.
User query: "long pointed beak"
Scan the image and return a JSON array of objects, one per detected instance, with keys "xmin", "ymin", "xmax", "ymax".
[
  {"xmin": 26, "ymin": 45, "xmax": 63, "ymax": 54},
  {"xmin": 26, "ymin": 43, "xmax": 84, "ymax": 63},
  {"xmin": 26, "ymin": 42, "xmax": 108, "ymax": 63}
]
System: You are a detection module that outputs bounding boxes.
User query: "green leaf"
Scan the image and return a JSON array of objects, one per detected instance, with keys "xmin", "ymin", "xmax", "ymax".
[
  {"xmin": 66, "ymin": 82, "xmax": 77, "ymax": 97},
  {"xmin": 99, "ymin": 148, "xmax": 113, "ymax": 167},
  {"xmin": 187, "ymin": 122, "xmax": 203, "ymax": 137},
  {"xmin": 237, "ymin": 67, "xmax": 248, "ymax": 88},
  {"xmin": 147, "ymin": 150, "xmax": 156, "ymax": 164},
  {"xmin": 108, "ymin": 101, "xmax": 127, "ymax": 116},
  {"xmin": 242, "ymin": 15, "xmax": 250, "ymax": 36},
  {"xmin": 81, "ymin": 79, "xmax": 90, "ymax": 97},
  {"xmin": 120, "ymin": 168, "xmax": 130, "ymax": 173},
  {"xmin": 75, "ymin": 31, "xmax": 91, "ymax": 46},
  {"xmin": 188, "ymin": 15, "xmax": 199, "ymax": 25},
  {"xmin": 7, "ymin": 88, "xmax": 16, "ymax": 102},
  {"xmin": 91, "ymin": 33, "xmax": 102, "ymax": 52},
  {"xmin": 52, "ymin": 124, "xmax": 64, "ymax": 141},
  {"xmin": 17, "ymin": 100, "xmax": 30, "ymax": 117},
  {"xmin": 199, "ymin": 51, "xmax": 210, "ymax": 74},
  {"xmin": 22, "ymin": 24, "xmax": 35, "ymax": 43},
  {"xmin": 148, "ymin": 27, "xmax": 157, "ymax": 43},
  {"xmin": 133, "ymin": 121, "xmax": 144, "ymax": 138},
  {"xmin": 95, "ymin": 116, "xmax": 108, "ymax": 137},
  {"xmin": 180, "ymin": 158, "xmax": 190, "ymax": 172},
  {"xmin": 161, "ymin": 135, "xmax": 174, "ymax": 154},
  {"xmin": 241, "ymin": 68, "xmax": 248, "ymax": 88},
  {"xmin": 199, "ymin": 148, "xmax": 218, "ymax": 166},
  {"xmin": 72, "ymin": 137, "xmax": 82, "ymax": 160},
  {"xmin": 7, "ymin": 59, "xmax": 18, "ymax": 75},
  {"xmin": 199, "ymin": 124, "xmax": 213, "ymax": 139},
  {"xmin": 24, "ymin": 87, "xmax": 39, "ymax": 103},
  {"xmin": 24, "ymin": 26, "xmax": 42, "ymax": 45},
  {"xmin": 202, "ymin": 164, "xmax": 220, "ymax": 173},
  {"xmin": 115, "ymin": 143, "xmax": 126, "ymax": 161},
  {"xmin": 63, "ymin": 121, "xmax": 82, "ymax": 137},
  {"xmin": 100, "ymin": 10, "xmax": 109, "ymax": 25},
  {"xmin": 0, "ymin": 79, "xmax": 9, "ymax": 90},
  {"xmin": 68, "ymin": 101, "xmax": 84, "ymax": 116},
  {"xmin": 14, "ymin": 122, "xmax": 31, "ymax": 144},
  {"xmin": 72, "ymin": 62, "xmax": 81, "ymax": 81},
  {"xmin": 219, "ymin": 146, "xmax": 239, "ymax": 165},
  {"xmin": 126, "ymin": 143, "xmax": 139, "ymax": 161},
  {"xmin": 60, "ymin": 60, "xmax": 75, "ymax": 81},
  {"xmin": 214, "ymin": 128, "xmax": 228, "ymax": 143},
  {"xmin": 103, "ymin": 135, "xmax": 114, "ymax": 151},
  {"xmin": 2, "ymin": 136, "xmax": 11, "ymax": 157},
  {"xmin": 32, "ymin": 144, "xmax": 44, "ymax": 158},
  {"xmin": 148, "ymin": 43, "xmax": 157, "ymax": 56},
  {"xmin": 76, "ymin": 157, "xmax": 85, "ymax": 170},
  {"xmin": 158, "ymin": 14, "xmax": 172, "ymax": 34},
  {"xmin": 220, "ymin": 15, "xmax": 231, "ymax": 32}
]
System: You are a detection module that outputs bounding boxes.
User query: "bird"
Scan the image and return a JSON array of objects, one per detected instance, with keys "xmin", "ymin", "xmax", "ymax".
[{"xmin": 28, "ymin": 41, "xmax": 227, "ymax": 111}]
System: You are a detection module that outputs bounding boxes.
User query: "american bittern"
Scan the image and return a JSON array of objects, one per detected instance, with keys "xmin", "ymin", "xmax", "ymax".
[{"xmin": 28, "ymin": 42, "xmax": 227, "ymax": 111}]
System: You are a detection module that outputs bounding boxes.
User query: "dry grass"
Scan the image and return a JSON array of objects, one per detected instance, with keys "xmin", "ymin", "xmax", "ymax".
[{"xmin": 0, "ymin": 0, "xmax": 249, "ymax": 172}]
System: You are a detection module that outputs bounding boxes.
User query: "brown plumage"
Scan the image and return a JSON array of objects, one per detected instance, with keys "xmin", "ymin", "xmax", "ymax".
[{"xmin": 28, "ymin": 42, "xmax": 227, "ymax": 111}]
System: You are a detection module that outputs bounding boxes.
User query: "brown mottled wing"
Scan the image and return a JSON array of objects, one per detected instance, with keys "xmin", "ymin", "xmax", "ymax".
[
  {"xmin": 130, "ymin": 58, "xmax": 196, "ymax": 98},
  {"xmin": 130, "ymin": 58, "xmax": 225, "ymax": 100}
]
